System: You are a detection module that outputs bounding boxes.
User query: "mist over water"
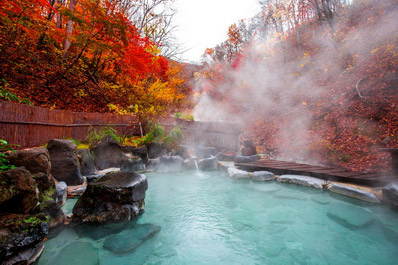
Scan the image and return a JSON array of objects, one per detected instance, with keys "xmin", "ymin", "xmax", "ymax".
[{"xmin": 192, "ymin": 0, "xmax": 398, "ymax": 165}]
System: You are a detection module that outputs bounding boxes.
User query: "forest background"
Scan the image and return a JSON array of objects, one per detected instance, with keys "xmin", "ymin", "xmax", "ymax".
[{"xmin": 0, "ymin": 0, "xmax": 397, "ymax": 172}]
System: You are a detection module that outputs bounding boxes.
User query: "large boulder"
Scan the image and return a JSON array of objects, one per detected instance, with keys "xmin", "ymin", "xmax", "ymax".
[
  {"xmin": 0, "ymin": 167, "xmax": 39, "ymax": 214},
  {"xmin": 72, "ymin": 172, "xmax": 148, "ymax": 223},
  {"xmin": 328, "ymin": 183, "xmax": 381, "ymax": 203},
  {"xmin": 47, "ymin": 139, "xmax": 83, "ymax": 186},
  {"xmin": 241, "ymin": 140, "xmax": 257, "ymax": 156},
  {"xmin": 0, "ymin": 213, "xmax": 48, "ymax": 264},
  {"xmin": 122, "ymin": 146, "xmax": 149, "ymax": 163},
  {"xmin": 198, "ymin": 157, "xmax": 218, "ymax": 171},
  {"xmin": 228, "ymin": 167, "xmax": 250, "ymax": 179},
  {"xmin": 277, "ymin": 175, "xmax": 325, "ymax": 189},
  {"xmin": 147, "ymin": 142, "xmax": 168, "ymax": 159},
  {"xmin": 77, "ymin": 149, "xmax": 96, "ymax": 176},
  {"xmin": 40, "ymin": 200, "xmax": 65, "ymax": 229},
  {"xmin": 146, "ymin": 158, "xmax": 160, "ymax": 171},
  {"xmin": 121, "ymin": 157, "xmax": 145, "ymax": 172},
  {"xmin": 157, "ymin": 155, "xmax": 184, "ymax": 172},
  {"xmin": 7, "ymin": 147, "xmax": 55, "ymax": 202},
  {"xmin": 195, "ymin": 146, "xmax": 218, "ymax": 159},
  {"xmin": 90, "ymin": 136, "xmax": 130, "ymax": 170},
  {"xmin": 382, "ymin": 182, "xmax": 398, "ymax": 208}
]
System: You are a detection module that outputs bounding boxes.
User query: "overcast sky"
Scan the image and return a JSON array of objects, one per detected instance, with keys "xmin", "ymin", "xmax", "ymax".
[{"xmin": 173, "ymin": 0, "xmax": 260, "ymax": 63}]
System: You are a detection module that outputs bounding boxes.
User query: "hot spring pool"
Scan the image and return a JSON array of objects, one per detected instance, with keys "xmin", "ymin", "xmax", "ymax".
[{"xmin": 37, "ymin": 171, "xmax": 398, "ymax": 265}]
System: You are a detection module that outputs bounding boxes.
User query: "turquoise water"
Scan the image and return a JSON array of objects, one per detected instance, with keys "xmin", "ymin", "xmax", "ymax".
[{"xmin": 37, "ymin": 171, "xmax": 398, "ymax": 265}]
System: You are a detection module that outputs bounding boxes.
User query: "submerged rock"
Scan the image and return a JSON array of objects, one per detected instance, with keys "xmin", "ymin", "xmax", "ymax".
[
  {"xmin": 328, "ymin": 183, "xmax": 381, "ymax": 203},
  {"xmin": 157, "ymin": 155, "xmax": 184, "ymax": 172},
  {"xmin": 327, "ymin": 202, "xmax": 375, "ymax": 229},
  {"xmin": 103, "ymin": 224, "xmax": 161, "ymax": 255},
  {"xmin": 47, "ymin": 139, "xmax": 84, "ymax": 186},
  {"xmin": 53, "ymin": 242, "xmax": 99, "ymax": 265},
  {"xmin": 251, "ymin": 171, "xmax": 275, "ymax": 181},
  {"xmin": 228, "ymin": 167, "xmax": 250, "ymax": 179},
  {"xmin": 0, "ymin": 213, "xmax": 48, "ymax": 264},
  {"xmin": 277, "ymin": 175, "xmax": 324, "ymax": 189},
  {"xmin": 0, "ymin": 167, "xmax": 39, "ymax": 214},
  {"xmin": 90, "ymin": 136, "xmax": 129, "ymax": 170},
  {"xmin": 72, "ymin": 172, "xmax": 148, "ymax": 223},
  {"xmin": 382, "ymin": 182, "xmax": 398, "ymax": 209},
  {"xmin": 198, "ymin": 156, "xmax": 218, "ymax": 171}
]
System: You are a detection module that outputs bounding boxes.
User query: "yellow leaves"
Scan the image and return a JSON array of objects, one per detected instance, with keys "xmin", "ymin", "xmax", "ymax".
[
  {"xmin": 300, "ymin": 63, "xmax": 305, "ymax": 67},
  {"xmin": 108, "ymin": 103, "xmax": 129, "ymax": 115},
  {"xmin": 371, "ymin": 47, "xmax": 379, "ymax": 54},
  {"xmin": 302, "ymin": 102, "xmax": 307, "ymax": 106}
]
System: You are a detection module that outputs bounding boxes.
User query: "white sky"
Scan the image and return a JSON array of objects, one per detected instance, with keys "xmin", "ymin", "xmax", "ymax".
[{"xmin": 173, "ymin": 0, "xmax": 260, "ymax": 63}]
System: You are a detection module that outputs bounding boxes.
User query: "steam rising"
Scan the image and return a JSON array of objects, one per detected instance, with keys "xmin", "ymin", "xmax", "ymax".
[{"xmin": 192, "ymin": 0, "xmax": 398, "ymax": 165}]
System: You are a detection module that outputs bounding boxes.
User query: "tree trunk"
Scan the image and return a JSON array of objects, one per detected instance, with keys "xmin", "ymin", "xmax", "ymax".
[
  {"xmin": 64, "ymin": 0, "xmax": 78, "ymax": 53},
  {"xmin": 56, "ymin": 0, "xmax": 64, "ymax": 29}
]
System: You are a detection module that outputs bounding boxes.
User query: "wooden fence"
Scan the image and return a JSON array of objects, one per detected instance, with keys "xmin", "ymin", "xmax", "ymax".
[{"xmin": 0, "ymin": 100, "xmax": 140, "ymax": 148}]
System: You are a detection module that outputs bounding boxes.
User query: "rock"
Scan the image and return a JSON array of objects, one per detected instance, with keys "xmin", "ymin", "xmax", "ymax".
[
  {"xmin": 0, "ymin": 213, "xmax": 48, "ymax": 263},
  {"xmin": 72, "ymin": 172, "xmax": 148, "ymax": 223},
  {"xmin": 7, "ymin": 147, "xmax": 51, "ymax": 176},
  {"xmin": 251, "ymin": 171, "xmax": 275, "ymax": 181},
  {"xmin": 174, "ymin": 145, "xmax": 190, "ymax": 160},
  {"xmin": 103, "ymin": 224, "xmax": 161, "ymax": 255},
  {"xmin": 327, "ymin": 202, "xmax": 375, "ymax": 229},
  {"xmin": 234, "ymin": 155, "xmax": 260, "ymax": 163},
  {"xmin": 228, "ymin": 167, "xmax": 250, "ymax": 179},
  {"xmin": 328, "ymin": 183, "xmax": 381, "ymax": 203},
  {"xmin": 195, "ymin": 146, "xmax": 218, "ymax": 159},
  {"xmin": 122, "ymin": 146, "xmax": 149, "ymax": 163},
  {"xmin": 241, "ymin": 147, "xmax": 257, "ymax": 156},
  {"xmin": 67, "ymin": 184, "xmax": 87, "ymax": 197},
  {"xmin": 7, "ymin": 147, "xmax": 55, "ymax": 202},
  {"xmin": 40, "ymin": 200, "xmax": 65, "ymax": 229},
  {"xmin": 157, "ymin": 155, "xmax": 184, "ymax": 172},
  {"xmin": 77, "ymin": 149, "xmax": 95, "ymax": 176},
  {"xmin": 184, "ymin": 158, "xmax": 198, "ymax": 170},
  {"xmin": 53, "ymin": 242, "xmax": 99, "ymax": 265},
  {"xmin": 3, "ymin": 242, "xmax": 44, "ymax": 265},
  {"xmin": 47, "ymin": 139, "xmax": 84, "ymax": 186},
  {"xmin": 216, "ymin": 153, "xmax": 235, "ymax": 162},
  {"xmin": 382, "ymin": 182, "xmax": 398, "ymax": 208},
  {"xmin": 0, "ymin": 167, "xmax": 39, "ymax": 214},
  {"xmin": 198, "ymin": 157, "xmax": 218, "ymax": 171},
  {"xmin": 86, "ymin": 174, "xmax": 103, "ymax": 183},
  {"xmin": 146, "ymin": 158, "xmax": 160, "ymax": 171},
  {"xmin": 55, "ymin": 181, "xmax": 67, "ymax": 206},
  {"xmin": 90, "ymin": 136, "xmax": 129, "ymax": 170},
  {"xmin": 277, "ymin": 175, "xmax": 325, "ymax": 189},
  {"xmin": 121, "ymin": 157, "xmax": 145, "ymax": 172},
  {"xmin": 147, "ymin": 142, "xmax": 168, "ymax": 159}
]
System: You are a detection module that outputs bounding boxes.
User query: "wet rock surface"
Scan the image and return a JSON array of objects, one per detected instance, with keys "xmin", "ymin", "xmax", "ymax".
[
  {"xmin": 103, "ymin": 223, "xmax": 161, "ymax": 255},
  {"xmin": 157, "ymin": 155, "xmax": 184, "ymax": 172},
  {"xmin": 195, "ymin": 146, "xmax": 218, "ymax": 159},
  {"xmin": 0, "ymin": 167, "xmax": 39, "ymax": 214},
  {"xmin": 77, "ymin": 149, "xmax": 95, "ymax": 176},
  {"xmin": 328, "ymin": 183, "xmax": 381, "ymax": 203},
  {"xmin": 228, "ymin": 167, "xmax": 250, "ymax": 179},
  {"xmin": 122, "ymin": 146, "xmax": 149, "ymax": 163},
  {"xmin": 72, "ymin": 172, "xmax": 148, "ymax": 223},
  {"xmin": 90, "ymin": 136, "xmax": 129, "ymax": 170},
  {"xmin": 0, "ymin": 213, "xmax": 49, "ymax": 264},
  {"xmin": 198, "ymin": 156, "xmax": 218, "ymax": 171},
  {"xmin": 252, "ymin": 171, "xmax": 275, "ymax": 181},
  {"xmin": 47, "ymin": 139, "xmax": 83, "ymax": 186},
  {"xmin": 234, "ymin": 155, "xmax": 260, "ymax": 163},
  {"xmin": 147, "ymin": 142, "xmax": 168, "ymax": 159},
  {"xmin": 277, "ymin": 175, "xmax": 325, "ymax": 189},
  {"xmin": 121, "ymin": 157, "xmax": 145, "ymax": 172},
  {"xmin": 382, "ymin": 182, "xmax": 398, "ymax": 209},
  {"xmin": 40, "ymin": 200, "xmax": 65, "ymax": 229}
]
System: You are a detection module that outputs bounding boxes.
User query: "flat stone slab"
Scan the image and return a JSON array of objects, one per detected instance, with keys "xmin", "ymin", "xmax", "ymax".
[
  {"xmin": 327, "ymin": 202, "xmax": 375, "ymax": 229},
  {"xmin": 277, "ymin": 175, "xmax": 324, "ymax": 189},
  {"xmin": 103, "ymin": 224, "xmax": 161, "ymax": 255},
  {"xmin": 251, "ymin": 171, "xmax": 275, "ymax": 181},
  {"xmin": 228, "ymin": 167, "xmax": 250, "ymax": 179},
  {"xmin": 328, "ymin": 183, "xmax": 381, "ymax": 203}
]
